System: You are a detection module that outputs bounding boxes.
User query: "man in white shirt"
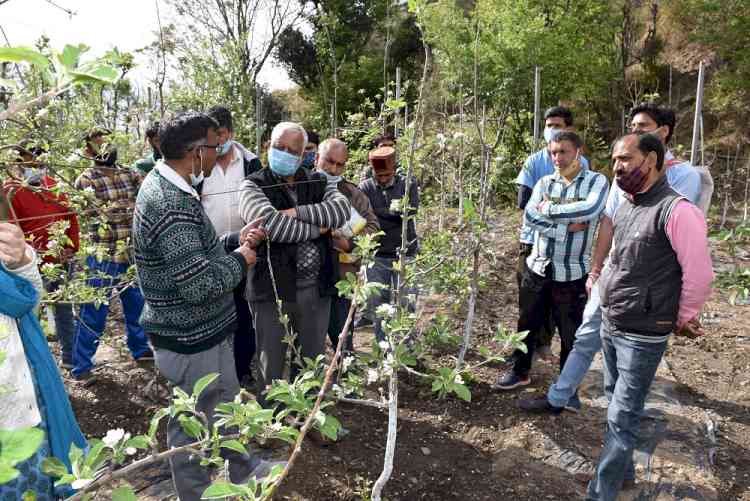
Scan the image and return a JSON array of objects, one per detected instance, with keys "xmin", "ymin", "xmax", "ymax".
[{"xmin": 200, "ymin": 106, "xmax": 263, "ymax": 385}]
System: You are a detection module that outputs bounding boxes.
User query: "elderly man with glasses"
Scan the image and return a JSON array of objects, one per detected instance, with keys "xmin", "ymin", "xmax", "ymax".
[
  {"xmin": 314, "ymin": 138, "xmax": 379, "ymax": 353},
  {"xmin": 238, "ymin": 122, "xmax": 350, "ymax": 407}
]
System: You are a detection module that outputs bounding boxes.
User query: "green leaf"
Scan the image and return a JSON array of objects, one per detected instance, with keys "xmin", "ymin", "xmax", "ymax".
[
  {"xmin": 0, "ymin": 47, "xmax": 49, "ymax": 69},
  {"xmin": 462, "ymin": 198, "xmax": 477, "ymax": 222},
  {"xmin": 219, "ymin": 440, "xmax": 247, "ymax": 455},
  {"xmin": 83, "ymin": 439, "xmax": 107, "ymax": 469},
  {"xmin": 124, "ymin": 435, "xmax": 150, "ymax": 450},
  {"xmin": 0, "ymin": 428, "xmax": 44, "ymax": 464},
  {"xmin": 200, "ymin": 481, "xmax": 249, "ymax": 499},
  {"xmin": 149, "ymin": 408, "xmax": 169, "ymax": 439},
  {"xmin": 192, "ymin": 373, "xmax": 219, "ymax": 399},
  {"xmin": 68, "ymin": 64, "xmax": 119, "ymax": 85},
  {"xmin": 59, "ymin": 44, "xmax": 87, "ymax": 69},
  {"xmin": 111, "ymin": 485, "xmax": 137, "ymax": 501},
  {"xmin": 41, "ymin": 457, "xmax": 69, "ymax": 478},
  {"xmin": 21, "ymin": 490, "xmax": 36, "ymax": 501},
  {"xmin": 0, "ymin": 462, "xmax": 19, "ymax": 484},
  {"xmin": 178, "ymin": 415, "xmax": 204, "ymax": 439},
  {"xmin": 452, "ymin": 383, "xmax": 472, "ymax": 402}
]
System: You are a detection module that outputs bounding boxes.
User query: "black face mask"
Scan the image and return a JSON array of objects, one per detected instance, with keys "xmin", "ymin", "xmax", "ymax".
[
  {"xmin": 94, "ymin": 148, "xmax": 118, "ymax": 167},
  {"xmin": 153, "ymin": 148, "xmax": 162, "ymax": 161}
]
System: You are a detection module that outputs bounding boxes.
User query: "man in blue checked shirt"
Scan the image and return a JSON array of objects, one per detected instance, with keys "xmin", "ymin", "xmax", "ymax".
[
  {"xmin": 495, "ymin": 131, "xmax": 609, "ymax": 390},
  {"xmin": 516, "ymin": 106, "xmax": 590, "ymax": 361}
]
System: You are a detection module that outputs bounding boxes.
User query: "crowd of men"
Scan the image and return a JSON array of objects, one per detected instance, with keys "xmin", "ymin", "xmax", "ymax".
[{"xmin": 0, "ymin": 101, "xmax": 715, "ymax": 501}]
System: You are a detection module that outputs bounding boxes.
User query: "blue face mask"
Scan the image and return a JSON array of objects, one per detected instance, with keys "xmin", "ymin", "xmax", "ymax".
[
  {"xmin": 217, "ymin": 140, "xmax": 233, "ymax": 156},
  {"xmin": 301, "ymin": 151, "xmax": 316, "ymax": 168},
  {"xmin": 268, "ymin": 147, "xmax": 301, "ymax": 177},
  {"xmin": 544, "ymin": 126, "xmax": 563, "ymax": 143},
  {"xmin": 320, "ymin": 170, "xmax": 342, "ymax": 186}
]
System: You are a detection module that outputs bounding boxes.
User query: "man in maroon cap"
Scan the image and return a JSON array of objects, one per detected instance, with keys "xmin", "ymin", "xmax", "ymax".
[{"xmin": 359, "ymin": 146, "xmax": 419, "ymax": 342}]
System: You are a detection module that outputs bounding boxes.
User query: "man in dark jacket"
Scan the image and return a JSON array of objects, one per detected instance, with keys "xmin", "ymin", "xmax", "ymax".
[
  {"xmin": 238, "ymin": 122, "xmax": 350, "ymax": 406},
  {"xmin": 586, "ymin": 133, "xmax": 713, "ymax": 501},
  {"xmin": 359, "ymin": 146, "xmax": 419, "ymax": 342},
  {"xmin": 315, "ymin": 138, "xmax": 379, "ymax": 352},
  {"xmin": 201, "ymin": 105, "xmax": 263, "ymax": 385}
]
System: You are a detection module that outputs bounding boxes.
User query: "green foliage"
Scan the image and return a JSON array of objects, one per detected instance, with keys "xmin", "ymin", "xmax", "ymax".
[
  {"xmin": 715, "ymin": 268, "xmax": 750, "ymax": 306},
  {"xmin": 0, "ymin": 428, "xmax": 45, "ymax": 484}
]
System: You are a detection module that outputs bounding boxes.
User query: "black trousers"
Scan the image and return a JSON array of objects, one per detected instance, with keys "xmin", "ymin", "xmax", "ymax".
[
  {"xmin": 517, "ymin": 244, "xmax": 555, "ymax": 347},
  {"xmin": 513, "ymin": 263, "xmax": 587, "ymax": 377},
  {"xmin": 328, "ymin": 295, "xmax": 354, "ymax": 353},
  {"xmin": 233, "ymin": 277, "xmax": 256, "ymax": 381}
]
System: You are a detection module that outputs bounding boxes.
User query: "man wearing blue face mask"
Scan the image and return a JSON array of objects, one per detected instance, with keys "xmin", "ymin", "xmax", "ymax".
[
  {"xmin": 301, "ymin": 130, "xmax": 320, "ymax": 170},
  {"xmin": 238, "ymin": 122, "xmax": 351, "ymax": 406},
  {"xmin": 200, "ymin": 106, "xmax": 263, "ymax": 386},
  {"xmin": 515, "ymin": 106, "xmax": 590, "ymax": 362}
]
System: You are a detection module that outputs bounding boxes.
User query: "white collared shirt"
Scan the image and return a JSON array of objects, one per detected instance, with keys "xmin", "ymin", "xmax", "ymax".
[
  {"xmin": 201, "ymin": 145, "xmax": 245, "ymax": 237},
  {"xmin": 155, "ymin": 161, "xmax": 200, "ymax": 200}
]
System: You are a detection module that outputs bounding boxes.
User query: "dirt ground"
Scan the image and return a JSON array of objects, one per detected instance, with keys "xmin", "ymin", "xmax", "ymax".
[{"xmin": 55, "ymin": 208, "xmax": 750, "ymax": 500}]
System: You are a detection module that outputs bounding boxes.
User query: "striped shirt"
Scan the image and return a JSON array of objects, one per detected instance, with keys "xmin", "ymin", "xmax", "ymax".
[
  {"xmin": 238, "ymin": 171, "xmax": 350, "ymax": 279},
  {"xmin": 75, "ymin": 167, "xmax": 143, "ymax": 263},
  {"xmin": 524, "ymin": 167, "xmax": 609, "ymax": 282},
  {"xmin": 516, "ymin": 148, "xmax": 590, "ymax": 244}
]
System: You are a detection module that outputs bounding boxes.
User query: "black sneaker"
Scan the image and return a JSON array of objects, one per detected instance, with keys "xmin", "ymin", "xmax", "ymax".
[
  {"xmin": 518, "ymin": 396, "xmax": 563, "ymax": 415},
  {"xmin": 491, "ymin": 372, "xmax": 531, "ymax": 391}
]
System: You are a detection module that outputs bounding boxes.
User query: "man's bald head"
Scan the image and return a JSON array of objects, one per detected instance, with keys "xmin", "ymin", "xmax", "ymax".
[{"xmin": 316, "ymin": 138, "xmax": 348, "ymax": 177}]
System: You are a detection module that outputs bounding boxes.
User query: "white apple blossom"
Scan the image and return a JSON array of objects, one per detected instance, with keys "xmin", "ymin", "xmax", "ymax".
[
  {"xmin": 376, "ymin": 304, "xmax": 396, "ymax": 319},
  {"xmin": 71, "ymin": 478, "xmax": 93, "ymax": 490},
  {"xmin": 124, "ymin": 447, "xmax": 137, "ymax": 456},
  {"xmin": 367, "ymin": 368, "xmax": 379, "ymax": 384},
  {"xmin": 378, "ymin": 340, "xmax": 390, "ymax": 351},
  {"xmin": 454, "ymin": 374, "xmax": 464, "ymax": 385},
  {"xmin": 103, "ymin": 428, "xmax": 125, "ymax": 448}
]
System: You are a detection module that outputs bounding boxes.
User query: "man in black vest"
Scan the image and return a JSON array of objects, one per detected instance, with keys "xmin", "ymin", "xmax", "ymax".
[
  {"xmin": 359, "ymin": 146, "xmax": 419, "ymax": 342},
  {"xmin": 586, "ymin": 133, "xmax": 713, "ymax": 501},
  {"xmin": 238, "ymin": 122, "xmax": 350, "ymax": 406}
]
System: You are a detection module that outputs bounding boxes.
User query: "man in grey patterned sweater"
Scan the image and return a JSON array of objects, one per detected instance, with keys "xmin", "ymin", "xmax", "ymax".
[
  {"xmin": 133, "ymin": 112, "xmax": 269, "ymax": 499},
  {"xmin": 238, "ymin": 122, "xmax": 350, "ymax": 406}
]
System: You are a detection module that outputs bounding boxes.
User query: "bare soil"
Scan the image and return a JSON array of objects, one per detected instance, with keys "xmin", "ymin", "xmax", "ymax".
[{"xmin": 54, "ymin": 208, "xmax": 750, "ymax": 500}]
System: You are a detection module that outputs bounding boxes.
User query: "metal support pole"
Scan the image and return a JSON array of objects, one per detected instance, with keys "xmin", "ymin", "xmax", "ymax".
[
  {"xmin": 690, "ymin": 61, "xmax": 705, "ymax": 166},
  {"xmin": 255, "ymin": 86, "xmax": 263, "ymax": 154},
  {"xmin": 533, "ymin": 66, "xmax": 541, "ymax": 145},
  {"xmin": 395, "ymin": 66, "xmax": 401, "ymax": 139}
]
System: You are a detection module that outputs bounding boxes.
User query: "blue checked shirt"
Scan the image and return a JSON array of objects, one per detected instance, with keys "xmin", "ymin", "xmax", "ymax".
[
  {"xmin": 516, "ymin": 148, "xmax": 590, "ymax": 244},
  {"xmin": 524, "ymin": 167, "xmax": 609, "ymax": 282}
]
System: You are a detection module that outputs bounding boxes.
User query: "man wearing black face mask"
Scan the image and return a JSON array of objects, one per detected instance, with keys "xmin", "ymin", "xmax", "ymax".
[
  {"xmin": 71, "ymin": 128, "xmax": 151, "ymax": 381},
  {"xmin": 585, "ymin": 133, "xmax": 712, "ymax": 501}
]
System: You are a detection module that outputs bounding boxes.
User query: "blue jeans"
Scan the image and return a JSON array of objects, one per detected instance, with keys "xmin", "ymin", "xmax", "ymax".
[
  {"xmin": 547, "ymin": 282, "xmax": 602, "ymax": 408},
  {"xmin": 73, "ymin": 257, "xmax": 150, "ymax": 377},
  {"xmin": 586, "ymin": 319, "xmax": 668, "ymax": 501},
  {"xmin": 44, "ymin": 274, "xmax": 75, "ymax": 366},
  {"xmin": 366, "ymin": 256, "xmax": 416, "ymax": 342}
]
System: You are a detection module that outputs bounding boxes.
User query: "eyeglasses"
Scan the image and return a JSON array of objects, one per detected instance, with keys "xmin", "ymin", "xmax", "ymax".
[
  {"xmin": 324, "ymin": 156, "xmax": 347, "ymax": 169},
  {"xmin": 196, "ymin": 144, "xmax": 220, "ymax": 152}
]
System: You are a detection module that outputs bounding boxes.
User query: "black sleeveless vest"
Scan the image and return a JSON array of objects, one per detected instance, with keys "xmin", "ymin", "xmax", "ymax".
[{"xmin": 245, "ymin": 168, "xmax": 338, "ymax": 302}]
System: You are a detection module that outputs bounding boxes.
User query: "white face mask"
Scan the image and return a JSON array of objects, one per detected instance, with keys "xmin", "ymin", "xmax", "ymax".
[
  {"xmin": 544, "ymin": 126, "xmax": 564, "ymax": 143},
  {"xmin": 190, "ymin": 150, "xmax": 205, "ymax": 187}
]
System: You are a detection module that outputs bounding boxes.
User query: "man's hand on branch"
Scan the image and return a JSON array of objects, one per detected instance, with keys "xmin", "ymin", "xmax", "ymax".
[
  {"xmin": 332, "ymin": 236, "xmax": 351, "ymax": 252},
  {"xmin": 0, "ymin": 222, "xmax": 32, "ymax": 269},
  {"xmin": 240, "ymin": 217, "xmax": 266, "ymax": 248},
  {"xmin": 237, "ymin": 243, "xmax": 257, "ymax": 267}
]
